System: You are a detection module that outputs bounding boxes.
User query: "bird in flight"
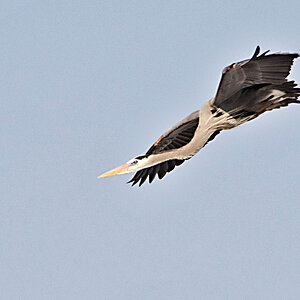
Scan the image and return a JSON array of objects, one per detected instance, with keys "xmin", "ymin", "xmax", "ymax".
[{"xmin": 99, "ymin": 46, "xmax": 299, "ymax": 186}]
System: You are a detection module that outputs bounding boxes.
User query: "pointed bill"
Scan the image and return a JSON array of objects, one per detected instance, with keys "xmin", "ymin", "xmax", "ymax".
[{"xmin": 98, "ymin": 163, "xmax": 131, "ymax": 178}]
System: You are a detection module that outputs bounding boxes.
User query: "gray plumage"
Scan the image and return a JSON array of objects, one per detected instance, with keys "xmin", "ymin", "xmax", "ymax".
[
  {"xmin": 98, "ymin": 46, "xmax": 300, "ymax": 186},
  {"xmin": 127, "ymin": 46, "xmax": 299, "ymax": 186}
]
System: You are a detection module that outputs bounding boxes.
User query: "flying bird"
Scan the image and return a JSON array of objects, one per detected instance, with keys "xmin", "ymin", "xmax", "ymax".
[{"xmin": 99, "ymin": 46, "xmax": 299, "ymax": 186}]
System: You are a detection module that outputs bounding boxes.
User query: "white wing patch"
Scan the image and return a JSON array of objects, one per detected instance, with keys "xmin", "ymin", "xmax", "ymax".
[{"xmin": 270, "ymin": 89, "xmax": 285, "ymax": 100}]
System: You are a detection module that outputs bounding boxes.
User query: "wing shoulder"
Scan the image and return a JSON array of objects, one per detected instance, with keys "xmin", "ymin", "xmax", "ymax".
[{"xmin": 145, "ymin": 110, "xmax": 200, "ymax": 156}]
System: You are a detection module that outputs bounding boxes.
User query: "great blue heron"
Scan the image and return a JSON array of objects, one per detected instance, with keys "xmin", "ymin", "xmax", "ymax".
[{"xmin": 99, "ymin": 46, "xmax": 299, "ymax": 186}]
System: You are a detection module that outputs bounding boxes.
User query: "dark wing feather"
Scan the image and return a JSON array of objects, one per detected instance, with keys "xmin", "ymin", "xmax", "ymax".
[
  {"xmin": 127, "ymin": 127, "xmax": 223, "ymax": 186},
  {"xmin": 138, "ymin": 171, "xmax": 148, "ymax": 187},
  {"xmin": 146, "ymin": 116, "xmax": 199, "ymax": 156},
  {"xmin": 149, "ymin": 164, "xmax": 160, "ymax": 183},
  {"xmin": 214, "ymin": 46, "xmax": 299, "ymax": 108},
  {"xmin": 127, "ymin": 113, "xmax": 227, "ymax": 186},
  {"xmin": 128, "ymin": 113, "xmax": 200, "ymax": 186},
  {"xmin": 127, "ymin": 159, "xmax": 185, "ymax": 186}
]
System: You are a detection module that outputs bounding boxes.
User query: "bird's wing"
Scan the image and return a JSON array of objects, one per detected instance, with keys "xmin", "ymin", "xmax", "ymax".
[
  {"xmin": 213, "ymin": 46, "xmax": 299, "ymax": 109},
  {"xmin": 128, "ymin": 111, "xmax": 200, "ymax": 186},
  {"xmin": 145, "ymin": 111, "xmax": 200, "ymax": 156},
  {"xmin": 128, "ymin": 159, "xmax": 185, "ymax": 186}
]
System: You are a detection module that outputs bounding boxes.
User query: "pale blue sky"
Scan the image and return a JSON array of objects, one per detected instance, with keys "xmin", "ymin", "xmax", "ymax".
[{"xmin": 1, "ymin": 1, "xmax": 300, "ymax": 299}]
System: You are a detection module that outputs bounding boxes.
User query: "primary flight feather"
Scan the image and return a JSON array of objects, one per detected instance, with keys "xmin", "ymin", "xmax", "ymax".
[{"xmin": 99, "ymin": 46, "xmax": 300, "ymax": 186}]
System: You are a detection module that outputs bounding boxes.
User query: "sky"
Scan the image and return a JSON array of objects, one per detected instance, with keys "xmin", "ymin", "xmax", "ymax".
[{"xmin": 1, "ymin": 1, "xmax": 300, "ymax": 299}]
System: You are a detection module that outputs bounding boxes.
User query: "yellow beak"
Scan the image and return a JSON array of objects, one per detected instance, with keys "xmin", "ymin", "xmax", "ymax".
[{"xmin": 98, "ymin": 163, "xmax": 131, "ymax": 178}]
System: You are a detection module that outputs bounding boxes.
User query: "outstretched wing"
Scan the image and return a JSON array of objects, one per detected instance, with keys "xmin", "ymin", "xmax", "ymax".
[
  {"xmin": 213, "ymin": 46, "xmax": 299, "ymax": 110},
  {"xmin": 146, "ymin": 112, "xmax": 199, "ymax": 156},
  {"xmin": 128, "ymin": 159, "xmax": 185, "ymax": 186},
  {"xmin": 128, "ymin": 111, "xmax": 200, "ymax": 186}
]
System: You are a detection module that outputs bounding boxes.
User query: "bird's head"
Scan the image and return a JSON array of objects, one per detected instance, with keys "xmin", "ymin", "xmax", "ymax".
[{"xmin": 98, "ymin": 155, "xmax": 149, "ymax": 178}]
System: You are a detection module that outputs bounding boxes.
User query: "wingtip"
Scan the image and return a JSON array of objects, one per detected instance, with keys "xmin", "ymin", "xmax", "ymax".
[
  {"xmin": 127, "ymin": 179, "xmax": 136, "ymax": 186},
  {"xmin": 250, "ymin": 46, "xmax": 260, "ymax": 60},
  {"xmin": 251, "ymin": 46, "xmax": 271, "ymax": 60}
]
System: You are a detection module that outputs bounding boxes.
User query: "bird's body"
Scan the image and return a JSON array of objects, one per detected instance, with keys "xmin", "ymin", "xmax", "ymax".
[{"xmin": 99, "ymin": 46, "xmax": 300, "ymax": 186}]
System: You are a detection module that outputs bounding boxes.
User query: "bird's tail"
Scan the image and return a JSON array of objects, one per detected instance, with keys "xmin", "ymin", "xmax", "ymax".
[
  {"xmin": 228, "ymin": 81, "xmax": 300, "ymax": 124},
  {"xmin": 257, "ymin": 81, "xmax": 300, "ymax": 112}
]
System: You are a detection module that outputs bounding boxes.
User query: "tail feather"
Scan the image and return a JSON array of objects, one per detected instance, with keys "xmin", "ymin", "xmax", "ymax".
[
  {"xmin": 225, "ymin": 81, "xmax": 300, "ymax": 123},
  {"xmin": 257, "ymin": 81, "xmax": 300, "ymax": 113}
]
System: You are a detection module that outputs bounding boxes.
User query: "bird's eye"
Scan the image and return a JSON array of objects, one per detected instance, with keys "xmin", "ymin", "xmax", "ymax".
[{"xmin": 131, "ymin": 160, "xmax": 138, "ymax": 166}]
